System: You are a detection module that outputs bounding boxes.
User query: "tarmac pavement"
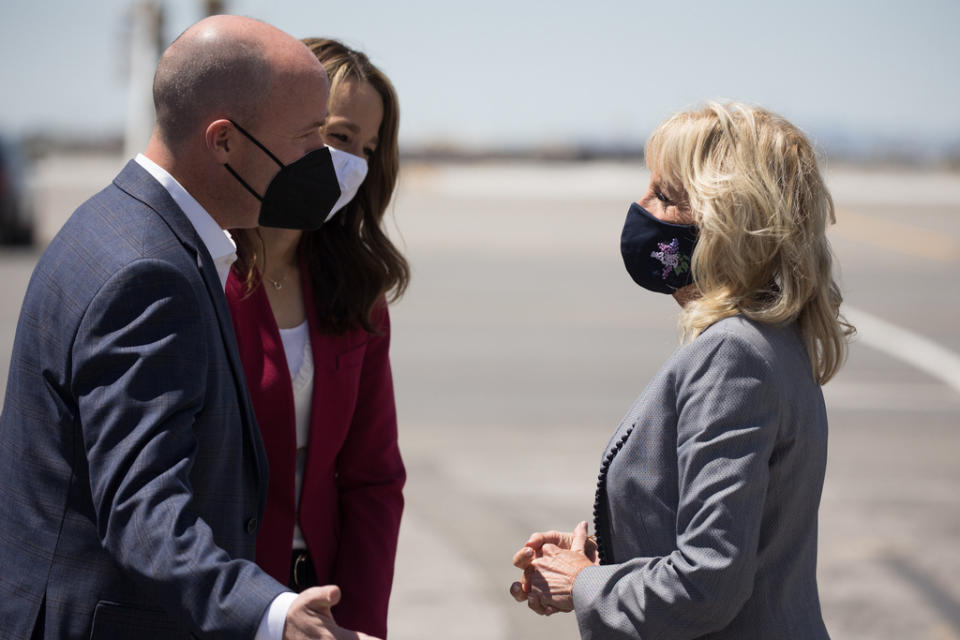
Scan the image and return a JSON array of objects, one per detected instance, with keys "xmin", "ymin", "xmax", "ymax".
[{"xmin": 1, "ymin": 158, "xmax": 958, "ymax": 639}]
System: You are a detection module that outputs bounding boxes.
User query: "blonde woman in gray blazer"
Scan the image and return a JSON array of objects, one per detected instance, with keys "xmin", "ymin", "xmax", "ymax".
[{"xmin": 511, "ymin": 102, "xmax": 853, "ymax": 639}]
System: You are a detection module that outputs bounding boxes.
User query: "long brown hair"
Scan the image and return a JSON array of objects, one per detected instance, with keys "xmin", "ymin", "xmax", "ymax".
[{"xmin": 232, "ymin": 38, "xmax": 409, "ymax": 334}]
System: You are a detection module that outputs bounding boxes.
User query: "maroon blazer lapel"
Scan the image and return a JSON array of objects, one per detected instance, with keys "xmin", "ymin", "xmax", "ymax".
[
  {"xmin": 296, "ymin": 251, "xmax": 370, "ymax": 580},
  {"xmin": 224, "ymin": 271, "xmax": 297, "ymax": 583}
]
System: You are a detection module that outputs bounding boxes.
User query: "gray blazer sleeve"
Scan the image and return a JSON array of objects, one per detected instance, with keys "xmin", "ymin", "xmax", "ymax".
[{"xmin": 572, "ymin": 329, "xmax": 780, "ymax": 639}]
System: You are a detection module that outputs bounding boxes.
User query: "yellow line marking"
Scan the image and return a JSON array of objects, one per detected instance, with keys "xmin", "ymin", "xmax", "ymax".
[{"xmin": 831, "ymin": 208, "xmax": 960, "ymax": 263}]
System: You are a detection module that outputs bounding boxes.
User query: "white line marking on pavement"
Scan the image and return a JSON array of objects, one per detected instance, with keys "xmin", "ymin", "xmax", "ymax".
[{"xmin": 845, "ymin": 305, "xmax": 960, "ymax": 396}]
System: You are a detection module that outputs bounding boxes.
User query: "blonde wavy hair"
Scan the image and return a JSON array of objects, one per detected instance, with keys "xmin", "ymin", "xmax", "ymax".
[{"xmin": 646, "ymin": 102, "xmax": 854, "ymax": 384}]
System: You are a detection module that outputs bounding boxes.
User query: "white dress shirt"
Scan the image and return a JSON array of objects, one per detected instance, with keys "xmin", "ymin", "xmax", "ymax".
[
  {"xmin": 134, "ymin": 154, "xmax": 237, "ymax": 288},
  {"xmin": 134, "ymin": 154, "xmax": 297, "ymax": 639}
]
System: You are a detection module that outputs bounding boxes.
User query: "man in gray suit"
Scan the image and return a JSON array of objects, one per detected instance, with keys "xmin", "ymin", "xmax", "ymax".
[{"xmin": 0, "ymin": 15, "xmax": 376, "ymax": 639}]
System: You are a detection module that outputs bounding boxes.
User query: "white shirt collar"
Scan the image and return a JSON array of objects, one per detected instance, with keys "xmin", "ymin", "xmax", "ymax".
[{"xmin": 135, "ymin": 154, "xmax": 237, "ymax": 291}]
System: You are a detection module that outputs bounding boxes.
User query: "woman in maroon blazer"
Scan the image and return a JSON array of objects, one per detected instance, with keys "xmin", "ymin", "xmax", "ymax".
[{"xmin": 226, "ymin": 39, "xmax": 409, "ymax": 638}]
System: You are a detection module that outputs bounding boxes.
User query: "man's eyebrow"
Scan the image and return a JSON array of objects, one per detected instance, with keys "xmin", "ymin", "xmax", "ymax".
[{"xmin": 295, "ymin": 121, "xmax": 325, "ymax": 134}]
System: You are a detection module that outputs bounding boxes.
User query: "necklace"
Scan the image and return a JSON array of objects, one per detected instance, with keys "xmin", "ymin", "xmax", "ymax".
[
  {"xmin": 266, "ymin": 272, "xmax": 287, "ymax": 290},
  {"xmin": 262, "ymin": 253, "xmax": 297, "ymax": 291}
]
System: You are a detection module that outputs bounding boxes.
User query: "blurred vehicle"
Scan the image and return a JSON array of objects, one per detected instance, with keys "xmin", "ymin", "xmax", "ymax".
[{"xmin": 0, "ymin": 137, "xmax": 33, "ymax": 246}]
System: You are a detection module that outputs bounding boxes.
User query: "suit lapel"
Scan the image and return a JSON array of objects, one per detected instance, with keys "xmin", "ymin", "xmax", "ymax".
[
  {"xmin": 113, "ymin": 161, "xmax": 268, "ymax": 488},
  {"xmin": 194, "ymin": 247, "xmax": 271, "ymax": 486},
  {"xmin": 114, "ymin": 160, "xmax": 203, "ymax": 255}
]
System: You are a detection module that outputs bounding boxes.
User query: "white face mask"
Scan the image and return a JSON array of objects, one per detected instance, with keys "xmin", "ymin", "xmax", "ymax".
[{"xmin": 325, "ymin": 145, "xmax": 369, "ymax": 222}]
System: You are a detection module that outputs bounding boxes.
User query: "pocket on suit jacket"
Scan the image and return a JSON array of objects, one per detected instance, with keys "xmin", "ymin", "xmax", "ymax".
[
  {"xmin": 336, "ymin": 342, "xmax": 367, "ymax": 370},
  {"xmin": 89, "ymin": 601, "xmax": 193, "ymax": 639}
]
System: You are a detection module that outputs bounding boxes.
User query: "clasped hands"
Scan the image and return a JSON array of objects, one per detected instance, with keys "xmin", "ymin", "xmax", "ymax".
[{"xmin": 509, "ymin": 520, "xmax": 598, "ymax": 616}]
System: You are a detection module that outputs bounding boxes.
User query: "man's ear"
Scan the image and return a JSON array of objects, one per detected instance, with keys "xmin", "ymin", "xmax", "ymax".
[{"xmin": 205, "ymin": 119, "xmax": 234, "ymax": 163}]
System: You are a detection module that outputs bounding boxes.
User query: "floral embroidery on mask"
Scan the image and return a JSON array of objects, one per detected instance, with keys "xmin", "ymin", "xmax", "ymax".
[{"xmin": 650, "ymin": 238, "xmax": 690, "ymax": 279}]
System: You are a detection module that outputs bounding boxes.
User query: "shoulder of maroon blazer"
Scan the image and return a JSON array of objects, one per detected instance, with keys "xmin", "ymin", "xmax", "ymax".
[{"xmin": 297, "ymin": 257, "xmax": 394, "ymax": 466}]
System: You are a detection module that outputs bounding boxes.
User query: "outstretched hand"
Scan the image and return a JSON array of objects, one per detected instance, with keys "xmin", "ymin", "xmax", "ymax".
[
  {"xmin": 283, "ymin": 585, "xmax": 382, "ymax": 640},
  {"xmin": 509, "ymin": 521, "xmax": 598, "ymax": 616}
]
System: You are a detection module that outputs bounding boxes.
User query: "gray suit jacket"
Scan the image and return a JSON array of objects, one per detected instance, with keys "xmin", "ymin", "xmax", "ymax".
[
  {"xmin": 573, "ymin": 315, "xmax": 830, "ymax": 639},
  {"xmin": 0, "ymin": 161, "xmax": 286, "ymax": 638}
]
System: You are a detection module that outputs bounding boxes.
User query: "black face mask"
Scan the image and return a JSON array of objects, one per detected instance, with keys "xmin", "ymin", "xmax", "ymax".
[
  {"xmin": 223, "ymin": 120, "xmax": 364, "ymax": 230},
  {"xmin": 620, "ymin": 202, "xmax": 698, "ymax": 294}
]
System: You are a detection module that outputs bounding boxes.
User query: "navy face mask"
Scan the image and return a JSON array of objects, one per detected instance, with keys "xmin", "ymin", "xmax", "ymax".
[
  {"xmin": 620, "ymin": 202, "xmax": 698, "ymax": 294},
  {"xmin": 223, "ymin": 120, "xmax": 367, "ymax": 230}
]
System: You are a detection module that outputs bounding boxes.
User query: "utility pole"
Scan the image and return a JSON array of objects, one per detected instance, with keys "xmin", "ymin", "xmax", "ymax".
[
  {"xmin": 203, "ymin": 0, "xmax": 226, "ymax": 15},
  {"xmin": 122, "ymin": 0, "xmax": 227, "ymax": 159},
  {"xmin": 123, "ymin": 0, "xmax": 164, "ymax": 159}
]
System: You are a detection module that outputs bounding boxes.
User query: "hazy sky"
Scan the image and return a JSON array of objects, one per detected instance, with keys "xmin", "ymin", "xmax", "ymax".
[{"xmin": 1, "ymin": 0, "xmax": 958, "ymax": 150}]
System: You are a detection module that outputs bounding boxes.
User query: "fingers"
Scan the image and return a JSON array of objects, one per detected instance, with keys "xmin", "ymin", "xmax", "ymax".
[
  {"xmin": 571, "ymin": 520, "xmax": 589, "ymax": 553},
  {"xmin": 335, "ymin": 629, "xmax": 382, "ymax": 640},
  {"xmin": 525, "ymin": 531, "xmax": 546, "ymax": 548},
  {"xmin": 513, "ymin": 545, "xmax": 535, "ymax": 569},
  {"xmin": 584, "ymin": 534, "xmax": 598, "ymax": 563},
  {"xmin": 526, "ymin": 593, "xmax": 551, "ymax": 616},
  {"xmin": 525, "ymin": 587, "xmax": 563, "ymax": 616},
  {"xmin": 526, "ymin": 530, "xmax": 565, "ymax": 550},
  {"xmin": 299, "ymin": 584, "xmax": 342, "ymax": 614},
  {"xmin": 514, "ymin": 525, "xmax": 589, "ymax": 617},
  {"xmin": 313, "ymin": 584, "xmax": 342, "ymax": 607},
  {"xmin": 525, "ymin": 531, "xmax": 541, "ymax": 544}
]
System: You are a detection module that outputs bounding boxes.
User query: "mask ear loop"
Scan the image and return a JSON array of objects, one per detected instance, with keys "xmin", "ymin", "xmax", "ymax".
[
  {"xmin": 224, "ymin": 163, "xmax": 265, "ymax": 202},
  {"xmin": 227, "ymin": 119, "xmax": 286, "ymax": 167},
  {"xmin": 223, "ymin": 119, "xmax": 287, "ymax": 202}
]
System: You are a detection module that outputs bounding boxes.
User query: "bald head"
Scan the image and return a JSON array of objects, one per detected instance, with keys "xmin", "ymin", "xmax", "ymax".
[{"xmin": 153, "ymin": 15, "xmax": 326, "ymax": 149}]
